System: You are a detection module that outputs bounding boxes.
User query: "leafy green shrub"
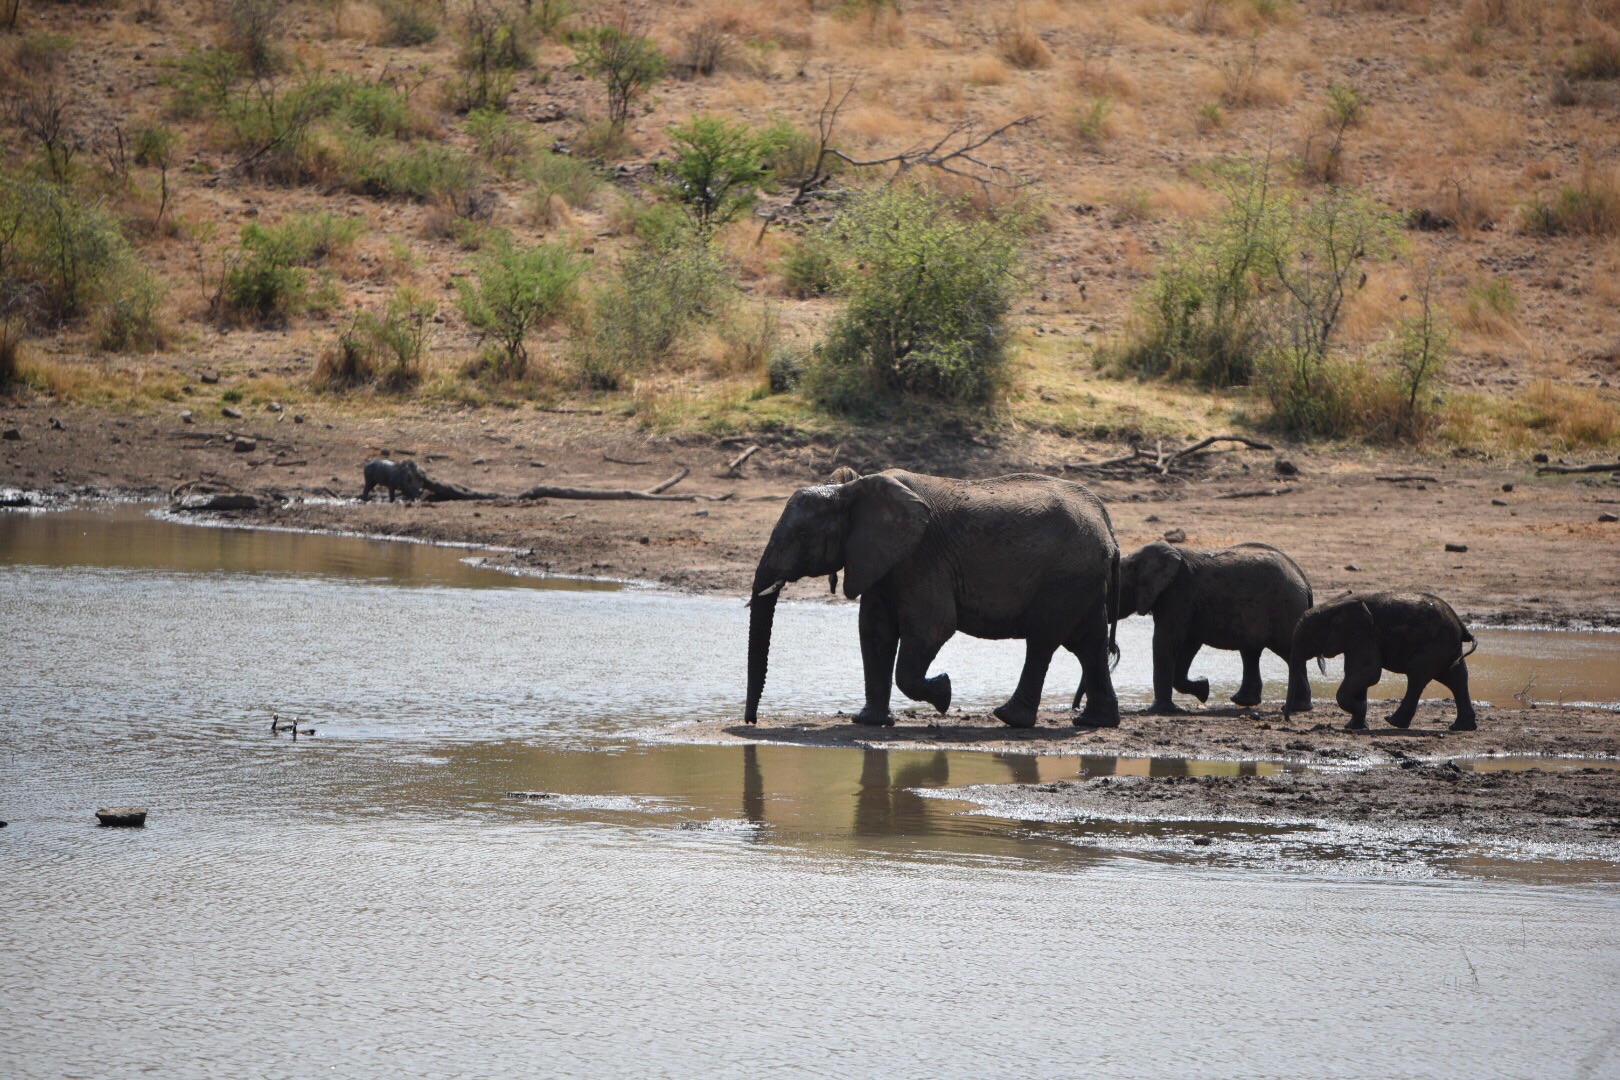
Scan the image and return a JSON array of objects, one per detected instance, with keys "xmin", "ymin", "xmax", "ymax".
[
  {"xmin": 95, "ymin": 266, "xmax": 168, "ymax": 353},
  {"xmin": 218, "ymin": 213, "xmax": 361, "ymax": 325},
  {"xmin": 317, "ymin": 288, "xmax": 436, "ymax": 390},
  {"xmin": 0, "ymin": 177, "xmax": 132, "ymax": 326},
  {"xmin": 659, "ymin": 115, "xmax": 772, "ymax": 233},
  {"xmin": 456, "ymin": 240, "xmax": 583, "ymax": 378},
  {"xmin": 218, "ymin": 0, "xmax": 284, "ymax": 76},
  {"xmin": 778, "ymin": 236, "xmax": 837, "ymax": 298},
  {"xmin": 1466, "ymin": 276, "xmax": 1517, "ymax": 326},
  {"xmin": 446, "ymin": 0, "xmax": 532, "ymax": 113},
  {"xmin": 526, "ymin": 150, "xmax": 603, "ymax": 208},
  {"xmin": 767, "ymin": 345, "xmax": 806, "ymax": 393},
  {"xmin": 353, "ymin": 142, "xmax": 483, "ymax": 203},
  {"xmin": 574, "ymin": 239, "xmax": 731, "ymax": 389},
  {"xmin": 805, "ymin": 186, "xmax": 1026, "ymax": 408},
  {"xmin": 1568, "ymin": 30, "xmax": 1620, "ymax": 80},
  {"xmin": 756, "ymin": 118, "xmax": 830, "ymax": 189},
  {"xmin": 571, "ymin": 16, "xmax": 665, "ymax": 127},
  {"xmin": 166, "ymin": 47, "xmax": 247, "ymax": 119},
  {"xmin": 467, "ymin": 107, "xmax": 533, "ymax": 177},
  {"xmin": 1522, "ymin": 164, "xmax": 1620, "ymax": 237},
  {"xmin": 1070, "ymin": 96, "xmax": 1115, "ymax": 144},
  {"xmin": 378, "ymin": 0, "xmax": 442, "ymax": 46}
]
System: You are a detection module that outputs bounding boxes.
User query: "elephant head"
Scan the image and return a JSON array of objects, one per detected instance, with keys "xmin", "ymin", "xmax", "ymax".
[
  {"xmin": 1121, "ymin": 541, "xmax": 1185, "ymax": 616},
  {"xmin": 1283, "ymin": 598, "xmax": 1374, "ymax": 719},
  {"xmin": 744, "ymin": 472, "xmax": 931, "ymax": 724},
  {"xmin": 400, "ymin": 459, "xmax": 427, "ymax": 499}
]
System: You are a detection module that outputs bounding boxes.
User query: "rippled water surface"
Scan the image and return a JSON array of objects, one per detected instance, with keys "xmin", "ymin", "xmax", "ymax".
[{"xmin": 3, "ymin": 507, "xmax": 1620, "ymax": 1079}]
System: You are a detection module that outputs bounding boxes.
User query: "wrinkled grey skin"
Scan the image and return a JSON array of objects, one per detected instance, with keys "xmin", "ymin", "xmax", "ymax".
[
  {"xmin": 1084, "ymin": 541, "xmax": 1316, "ymax": 714},
  {"xmin": 1285, "ymin": 590, "xmax": 1478, "ymax": 731},
  {"xmin": 361, "ymin": 458, "xmax": 426, "ymax": 502},
  {"xmin": 746, "ymin": 469, "xmax": 1122, "ymax": 730}
]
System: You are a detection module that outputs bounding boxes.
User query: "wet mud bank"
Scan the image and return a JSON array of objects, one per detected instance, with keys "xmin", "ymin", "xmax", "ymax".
[{"xmin": 674, "ymin": 704, "xmax": 1620, "ymax": 856}]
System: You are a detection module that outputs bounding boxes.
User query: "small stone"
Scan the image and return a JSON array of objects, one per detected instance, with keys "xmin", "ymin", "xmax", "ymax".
[
  {"xmin": 266, "ymin": 401, "xmax": 283, "ymax": 412},
  {"xmin": 180, "ymin": 410, "xmax": 194, "ymax": 424},
  {"xmin": 1163, "ymin": 527, "xmax": 1188, "ymax": 544},
  {"xmin": 693, "ymin": 509, "xmax": 709, "ymax": 517},
  {"xmin": 200, "ymin": 371, "xmax": 221, "ymax": 384},
  {"xmin": 49, "ymin": 417, "xmax": 64, "ymax": 430},
  {"xmin": 222, "ymin": 406, "xmax": 243, "ymax": 419},
  {"xmin": 1274, "ymin": 458, "xmax": 1299, "ymax": 476},
  {"xmin": 1601, "ymin": 513, "xmax": 1619, "ymax": 523},
  {"xmin": 1444, "ymin": 542, "xmax": 1468, "ymax": 553},
  {"xmin": 233, "ymin": 437, "xmax": 257, "ymax": 453},
  {"xmin": 472, "ymin": 457, "xmax": 487, "ymax": 465},
  {"xmin": 293, "ymin": 414, "xmax": 305, "ymax": 424},
  {"xmin": 1144, "ymin": 514, "xmax": 1161, "ymax": 523},
  {"xmin": 95, "ymin": 807, "xmax": 147, "ymax": 827},
  {"xmin": 638, "ymin": 535, "xmax": 650, "ymax": 544},
  {"xmin": 1491, "ymin": 498, "xmax": 1508, "ymax": 506},
  {"xmin": 1533, "ymin": 452, "xmax": 1549, "ymax": 463},
  {"xmin": 2, "ymin": 427, "xmax": 20, "ymax": 441},
  {"xmin": 1345, "ymin": 564, "xmax": 1361, "ymax": 572},
  {"xmin": 1192, "ymin": 837, "xmax": 1213, "ymax": 847},
  {"xmin": 1502, "ymin": 483, "xmax": 1514, "ymax": 492}
]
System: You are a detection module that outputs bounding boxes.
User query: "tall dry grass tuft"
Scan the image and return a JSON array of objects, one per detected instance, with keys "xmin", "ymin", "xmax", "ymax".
[
  {"xmin": 997, "ymin": 9, "xmax": 1054, "ymax": 70},
  {"xmin": 1523, "ymin": 159, "xmax": 1620, "ymax": 237}
]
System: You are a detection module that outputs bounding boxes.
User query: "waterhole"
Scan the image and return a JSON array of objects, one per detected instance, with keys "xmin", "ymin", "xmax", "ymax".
[{"xmin": 3, "ymin": 506, "xmax": 1619, "ymax": 1079}]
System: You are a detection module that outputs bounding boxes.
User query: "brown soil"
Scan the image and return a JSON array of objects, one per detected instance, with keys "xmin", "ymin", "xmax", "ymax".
[
  {"xmin": 674, "ymin": 703, "xmax": 1620, "ymax": 853},
  {"xmin": 4, "ymin": 399, "xmax": 1618, "ymax": 623}
]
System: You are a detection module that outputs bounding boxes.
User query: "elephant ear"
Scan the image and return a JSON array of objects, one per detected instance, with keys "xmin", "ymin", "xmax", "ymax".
[
  {"xmin": 1134, "ymin": 543, "xmax": 1185, "ymax": 615},
  {"xmin": 841, "ymin": 474, "xmax": 931, "ymax": 600}
]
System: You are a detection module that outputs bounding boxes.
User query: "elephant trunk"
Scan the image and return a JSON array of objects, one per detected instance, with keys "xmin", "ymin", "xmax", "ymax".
[{"xmin": 745, "ymin": 551, "xmax": 792, "ymax": 725}]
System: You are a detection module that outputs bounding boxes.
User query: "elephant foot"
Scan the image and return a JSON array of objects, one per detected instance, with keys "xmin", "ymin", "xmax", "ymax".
[
  {"xmin": 1449, "ymin": 715, "xmax": 1478, "ymax": 732},
  {"xmin": 1187, "ymin": 679, "xmax": 1211, "ymax": 705},
  {"xmin": 1386, "ymin": 709, "xmax": 1415, "ymax": 730},
  {"xmin": 1284, "ymin": 698, "xmax": 1314, "ymax": 715},
  {"xmin": 1142, "ymin": 700, "xmax": 1185, "ymax": 716},
  {"xmin": 1230, "ymin": 690, "xmax": 1262, "ymax": 709},
  {"xmin": 993, "ymin": 701, "xmax": 1039, "ymax": 729},
  {"xmin": 925, "ymin": 674, "xmax": 952, "ymax": 716},
  {"xmin": 1342, "ymin": 717, "xmax": 1368, "ymax": 732},
  {"xmin": 851, "ymin": 708, "xmax": 896, "ymax": 728},
  {"xmin": 1075, "ymin": 704, "xmax": 1121, "ymax": 728}
]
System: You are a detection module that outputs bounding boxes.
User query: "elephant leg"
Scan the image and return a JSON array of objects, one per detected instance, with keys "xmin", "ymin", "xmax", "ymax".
[
  {"xmin": 1174, "ymin": 639, "xmax": 1210, "ymax": 704},
  {"xmin": 1231, "ymin": 647, "xmax": 1263, "ymax": 708},
  {"xmin": 994, "ymin": 638, "xmax": 1058, "ymax": 729},
  {"xmin": 387, "ymin": 486, "xmax": 398, "ymax": 503},
  {"xmin": 1438, "ymin": 660, "xmax": 1478, "ymax": 731},
  {"xmin": 1387, "ymin": 675, "xmax": 1429, "ymax": 729},
  {"xmin": 853, "ymin": 596, "xmax": 900, "ymax": 727},
  {"xmin": 895, "ymin": 629, "xmax": 952, "ymax": 716},
  {"xmin": 361, "ymin": 482, "xmax": 374, "ymax": 502},
  {"xmin": 1143, "ymin": 622, "xmax": 1185, "ymax": 715},
  {"xmin": 1337, "ymin": 647, "xmax": 1381, "ymax": 731},
  {"xmin": 1070, "ymin": 615, "xmax": 1120, "ymax": 728},
  {"xmin": 1280, "ymin": 643, "xmax": 1313, "ymax": 713}
]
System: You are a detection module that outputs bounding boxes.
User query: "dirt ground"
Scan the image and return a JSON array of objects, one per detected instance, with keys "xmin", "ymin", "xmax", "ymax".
[
  {"xmin": 4, "ymin": 398, "xmax": 1619, "ymax": 623},
  {"xmin": 675, "ymin": 703, "xmax": 1620, "ymax": 852}
]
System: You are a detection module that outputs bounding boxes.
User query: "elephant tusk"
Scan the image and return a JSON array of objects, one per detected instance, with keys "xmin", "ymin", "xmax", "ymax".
[{"xmin": 746, "ymin": 579, "xmax": 786, "ymax": 607}]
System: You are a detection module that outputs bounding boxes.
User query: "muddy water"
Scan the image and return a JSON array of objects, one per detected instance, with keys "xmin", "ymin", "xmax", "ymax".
[{"xmin": 4, "ymin": 507, "xmax": 1620, "ymax": 1078}]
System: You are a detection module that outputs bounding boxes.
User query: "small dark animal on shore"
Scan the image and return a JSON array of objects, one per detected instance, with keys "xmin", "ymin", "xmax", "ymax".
[{"xmin": 361, "ymin": 458, "xmax": 426, "ymax": 503}]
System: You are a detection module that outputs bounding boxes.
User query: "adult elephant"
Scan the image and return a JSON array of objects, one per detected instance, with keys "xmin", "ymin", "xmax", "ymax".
[
  {"xmin": 745, "ymin": 469, "xmax": 1121, "ymax": 729},
  {"xmin": 1082, "ymin": 541, "xmax": 1316, "ymax": 714},
  {"xmin": 1284, "ymin": 591, "xmax": 1478, "ymax": 731}
]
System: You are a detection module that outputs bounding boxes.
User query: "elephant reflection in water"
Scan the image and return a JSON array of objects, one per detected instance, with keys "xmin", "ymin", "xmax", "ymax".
[
  {"xmin": 742, "ymin": 744, "xmax": 764, "ymax": 827},
  {"xmin": 853, "ymin": 750, "xmax": 952, "ymax": 837}
]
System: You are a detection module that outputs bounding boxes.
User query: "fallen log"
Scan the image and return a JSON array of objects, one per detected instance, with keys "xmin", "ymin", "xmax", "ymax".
[
  {"xmin": 1535, "ymin": 462, "xmax": 1620, "ymax": 475},
  {"xmin": 603, "ymin": 454, "xmax": 651, "ymax": 466},
  {"xmin": 1214, "ymin": 487, "xmax": 1294, "ymax": 500},
  {"xmin": 516, "ymin": 467, "xmax": 716, "ymax": 502},
  {"xmin": 1375, "ymin": 474, "xmax": 1439, "ymax": 483},
  {"xmin": 1064, "ymin": 434, "xmax": 1274, "ymax": 477},
  {"xmin": 419, "ymin": 473, "xmax": 502, "ymax": 502},
  {"xmin": 718, "ymin": 444, "xmax": 761, "ymax": 478}
]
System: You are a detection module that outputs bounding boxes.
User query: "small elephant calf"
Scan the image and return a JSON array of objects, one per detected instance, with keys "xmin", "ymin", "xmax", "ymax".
[
  {"xmin": 361, "ymin": 458, "xmax": 426, "ymax": 503},
  {"xmin": 1285, "ymin": 591, "xmax": 1478, "ymax": 731}
]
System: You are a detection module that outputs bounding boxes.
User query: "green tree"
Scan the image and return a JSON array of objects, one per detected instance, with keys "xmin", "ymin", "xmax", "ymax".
[
  {"xmin": 809, "ymin": 186, "xmax": 1026, "ymax": 407},
  {"xmin": 571, "ymin": 15, "xmax": 665, "ymax": 127},
  {"xmin": 659, "ymin": 115, "xmax": 772, "ymax": 234},
  {"xmin": 456, "ymin": 240, "xmax": 583, "ymax": 378}
]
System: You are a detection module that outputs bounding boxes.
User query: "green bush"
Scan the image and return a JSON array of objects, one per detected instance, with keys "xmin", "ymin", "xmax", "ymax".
[
  {"xmin": 317, "ymin": 288, "xmax": 436, "ymax": 390},
  {"xmin": 806, "ymin": 186, "xmax": 1026, "ymax": 407},
  {"xmin": 456, "ymin": 240, "xmax": 583, "ymax": 378},
  {"xmin": 446, "ymin": 0, "xmax": 532, "ymax": 113},
  {"xmin": 778, "ymin": 236, "xmax": 837, "ymax": 298},
  {"xmin": 467, "ymin": 107, "xmax": 533, "ymax": 177},
  {"xmin": 574, "ymin": 239, "xmax": 731, "ymax": 389},
  {"xmin": 0, "ymin": 176, "xmax": 132, "ymax": 326},
  {"xmin": 95, "ymin": 266, "xmax": 168, "ymax": 353},
  {"xmin": 526, "ymin": 150, "xmax": 603, "ymax": 208},
  {"xmin": 218, "ymin": 0, "xmax": 284, "ymax": 76},
  {"xmin": 571, "ymin": 18, "xmax": 665, "ymax": 127},
  {"xmin": 218, "ymin": 213, "xmax": 360, "ymax": 325},
  {"xmin": 378, "ymin": 0, "xmax": 442, "ymax": 46},
  {"xmin": 659, "ymin": 115, "xmax": 773, "ymax": 233},
  {"xmin": 166, "ymin": 47, "xmax": 247, "ymax": 119},
  {"xmin": 352, "ymin": 142, "xmax": 483, "ymax": 203}
]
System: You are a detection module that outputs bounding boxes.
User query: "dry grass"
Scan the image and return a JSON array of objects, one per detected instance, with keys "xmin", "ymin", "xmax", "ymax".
[
  {"xmin": 968, "ymin": 55, "xmax": 1010, "ymax": 85},
  {"xmin": 1204, "ymin": 42, "xmax": 1294, "ymax": 107},
  {"xmin": 997, "ymin": 19, "xmax": 1054, "ymax": 70}
]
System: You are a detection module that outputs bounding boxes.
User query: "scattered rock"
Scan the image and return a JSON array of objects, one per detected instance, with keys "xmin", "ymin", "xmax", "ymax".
[
  {"xmin": 1345, "ymin": 563, "xmax": 1361, "ymax": 572},
  {"xmin": 293, "ymin": 414, "xmax": 306, "ymax": 424},
  {"xmin": 222, "ymin": 406, "xmax": 243, "ymax": 419},
  {"xmin": 95, "ymin": 807, "xmax": 147, "ymax": 827},
  {"xmin": 233, "ymin": 437, "xmax": 256, "ymax": 453},
  {"xmin": 1163, "ymin": 527, "xmax": 1187, "ymax": 544},
  {"xmin": 49, "ymin": 417, "xmax": 64, "ymax": 430},
  {"xmin": 1533, "ymin": 452, "xmax": 1549, "ymax": 463},
  {"xmin": 200, "ymin": 371, "xmax": 220, "ymax": 384},
  {"xmin": 2, "ymin": 427, "xmax": 20, "ymax": 441},
  {"xmin": 1444, "ymin": 542, "xmax": 1468, "ymax": 553},
  {"xmin": 1502, "ymin": 483, "xmax": 1514, "ymax": 492},
  {"xmin": 180, "ymin": 410, "xmax": 194, "ymax": 424},
  {"xmin": 693, "ymin": 508, "xmax": 709, "ymax": 517},
  {"xmin": 1144, "ymin": 514, "xmax": 1161, "ymax": 523},
  {"xmin": 505, "ymin": 791, "xmax": 557, "ymax": 800},
  {"xmin": 1192, "ymin": 836, "xmax": 1213, "ymax": 846},
  {"xmin": 266, "ymin": 401, "xmax": 283, "ymax": 412},
  {"xmin": 1491, "ymin": 498, "xmax": 1508, "ymax": 506},
  {"xmin": 1601, "ymin": 513, "xmax": 1619, "ymax": 524},
  {"xmin": 1274, "ymin": 458, "xmax": 1299, "ymax": 476},
  {"xmin": 175, "ymin": 493, "xmax": 258, "ymax": 512}
]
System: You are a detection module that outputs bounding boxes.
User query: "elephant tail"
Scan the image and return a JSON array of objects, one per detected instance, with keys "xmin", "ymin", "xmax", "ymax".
[
  {"xmin": 1107, "ymin": 545, "xmax": 1121, "ymax": 669},
  {"xmin": 1459, "ymin": 627, "xmax": 1478, "ymax": 660}
]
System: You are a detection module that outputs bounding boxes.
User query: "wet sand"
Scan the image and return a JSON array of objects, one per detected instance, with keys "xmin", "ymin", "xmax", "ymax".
[{"xmin": 673, "ymin": 704, "xmax": 1620, "ymax": 853}]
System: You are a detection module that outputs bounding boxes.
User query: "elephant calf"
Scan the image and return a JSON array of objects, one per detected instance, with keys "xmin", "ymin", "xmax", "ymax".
[
  {"xmin": 361, "ymin": 458, "xmax": 426, "ymax": 502},
  {"xmin": 1285, "ymin": 591, "xmax": 1478, "ymax": 731},
  {"xmin": 1092, "ymin": 540, "xmax": 1315, "ymax": 714}
]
